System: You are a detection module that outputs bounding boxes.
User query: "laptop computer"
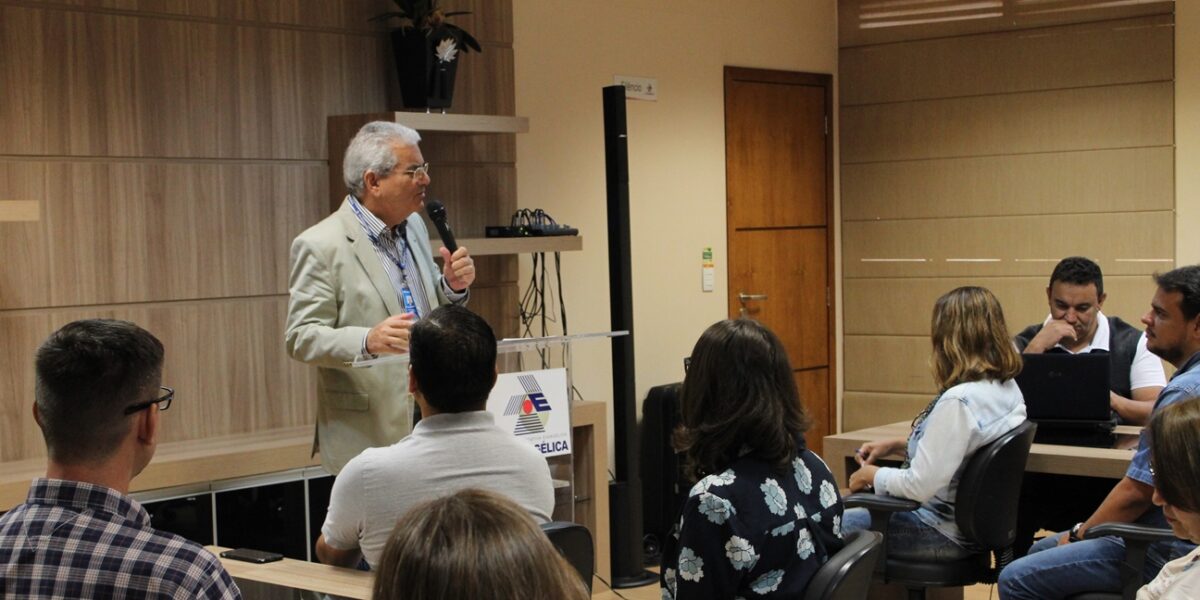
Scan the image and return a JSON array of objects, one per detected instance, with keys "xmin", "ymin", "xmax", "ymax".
[{"xmin": 1015, "ymin": 353, "xmax": 1113, "ymax": 424}]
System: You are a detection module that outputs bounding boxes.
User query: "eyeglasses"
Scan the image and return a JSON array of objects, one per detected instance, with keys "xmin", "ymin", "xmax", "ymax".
[
  {"xmin": 401, "ymin": 163, "xmax": 431, "ymax": 179},
  {"xmin": 123, "ymin": 386, "xmax": 174, "ymax": 415}
]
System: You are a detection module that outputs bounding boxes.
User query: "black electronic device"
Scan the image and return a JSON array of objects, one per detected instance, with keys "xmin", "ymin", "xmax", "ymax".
[
  {"xmin": 1016, "ymin": 353, "xmax": 1116, "ymax": 447},
  {"xmin": 220, "ymin": 548, "xmax": 284, "ymax": 564},
  {"xmin": 1016, "ymin": 353, "xmax": 1112, "ymax": 422},
  {"xmin": 603, "ymin": 84, "xmax": 656, "ymax": 588},
  {"xmin": 424, "ymin": 198, "xmax": 457, "ymax": 253},
  {"xmin": 485, "ymin": 224, "xmax": 579, "ymax": 237},
  {"xmin": 640, "ymin": 382, "xmax": 687, "ymax": 565}
]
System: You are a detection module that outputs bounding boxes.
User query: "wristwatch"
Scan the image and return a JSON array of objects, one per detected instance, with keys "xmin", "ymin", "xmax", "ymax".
[{"xmin": 1068, "ymin": 522, "xmax": 1085, "ymax": 543}]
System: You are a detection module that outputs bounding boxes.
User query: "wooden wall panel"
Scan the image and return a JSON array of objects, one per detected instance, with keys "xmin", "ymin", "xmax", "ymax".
[
  {"xmin": 844, "ymin": 276, "xmax": 1160, "ymax": 337},
  {"xmin": 838, "ymin": 6, "xmax": 1174, "ymax": 433},
  {"xmin": 838, "ymin": 0, "xmax": 1173, "ymax": 48},
  {"xmin": 844, "ymin": 336, "xmax": 934, "ymax": 395},
  {"xmin": 843, "ymin": 212, "xmax": 1174, "ymax": 279},
  {"xmin": 842, "ymin": 148, "xmax": 1174, "ymax": 222},
  {"xmin": 0, "ymin": 297, "xmax": 316, "ymax": 462},
  {"xmin": 843, "ymin": 392, "xmax": 933, "ymax": 432},
  {"xmin": 0, "ymin": 0, "xmax": 520, "ymax": 467},
  {"xmin": 841, "ymin": 15, "xmax": 1173, "ymax": 106},
  {"xmin": 0, "ymin": 161, "xmax": 328, "ymax": 310},
  {"xmin": 842, "ymin": 82, "xmax": 1173, "ymax": 163},
  {"xmin": 0, "ymin": 3, "xmax": 390, "ymax": 159}
]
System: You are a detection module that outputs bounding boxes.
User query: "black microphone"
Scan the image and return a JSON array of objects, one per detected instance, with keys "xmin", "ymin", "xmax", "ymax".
[{"xmin": 425, "ymin": 198, "xmax": 458, "ymax": 253}]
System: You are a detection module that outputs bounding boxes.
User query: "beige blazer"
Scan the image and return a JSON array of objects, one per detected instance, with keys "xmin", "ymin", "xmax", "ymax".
[{"xmin": 285, "ymin": 199, "xmax": 449, "ymax": 473}]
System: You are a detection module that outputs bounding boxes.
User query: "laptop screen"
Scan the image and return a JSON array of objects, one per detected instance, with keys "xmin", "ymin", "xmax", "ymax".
[{"xmin": 1015, "ymin": 353, "xmax": 1112, "ymax": 422}]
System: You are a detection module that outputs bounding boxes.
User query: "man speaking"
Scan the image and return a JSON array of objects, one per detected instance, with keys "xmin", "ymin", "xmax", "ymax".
[{"xmin": 285, "ymin": 121, "xmax": 475, "ymax": 474}]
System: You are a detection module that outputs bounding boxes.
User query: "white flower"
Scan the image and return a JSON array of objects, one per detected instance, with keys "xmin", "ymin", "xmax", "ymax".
[
  {"xmin": 833, "ymin": 514, "xmax": 843, "ymax": 538},
  {"xmin": 812, "ymin": 512, "xmax": 822, "ymax": 523},
  {"xmin": 761, "ymin": 478, "xmax": 788, "ymax": 516},
  {"xmin": 689, "ymin": 469, "xmax": 736, "ymax": 497},
  {"xmin": 697, "ymin": 493, "xmax": 736, "ymax": 525},
  {"xmin": 770, "ymin": 521, "xmax": 795, "ymax": 537},
  {"xmin": 750, "ymin": 569, "xmax": 785, "ymax": 595},
  {"xmin": 794, "ymin": 457, "xmax": 813, "ymax": 494},
  {"xmin": 725, "ymin": 536, "xmax": 758, "ymax": 571},
  {"xmin": 435, "ymin": 37, "xmax": 458, "ymax": 63},
  {"xmin": 794, "ymin": 503, "xmax": 807, "ymax": 519},
  {"xmin": 678, "ymin": 547, "xmax": 705, "ymax": 582},
  {"xmin": 663, "ymin": 567, "xmax": 677, "ymax": 598},
  {"xmin": 796, "ymin": 527, "xmax": 815, "ymax": 559},
  {"xmin": 819, "ymin": 480, "xmax": 838, "ymax": 509}
]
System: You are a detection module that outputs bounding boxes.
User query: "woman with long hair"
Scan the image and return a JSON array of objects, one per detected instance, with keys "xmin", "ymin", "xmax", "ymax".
[
  {"xmin": 1138, "ymin": 396, "xmax": 1200, "ymax": 599},
  {"xmin": 371, "ymin": 489, "xmax": 588, "ymax": 600},
  {"xmin": 844, "ymin": 286, "xmax": 1026, "ymax": 559},
  {"xmin": 661, "ymin": 318, "xmax": 843, "ymax": 599}
]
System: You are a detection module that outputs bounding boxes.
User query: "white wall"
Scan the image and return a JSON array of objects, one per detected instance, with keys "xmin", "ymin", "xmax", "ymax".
[{"xmin": 512, "ymin": 1, "xmax": 839, "ymax": 461}]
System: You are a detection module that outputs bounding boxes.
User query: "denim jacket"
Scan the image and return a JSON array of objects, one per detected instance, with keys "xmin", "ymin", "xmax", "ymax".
[{"xmin": 874, "ymin": 378, "xmax": 1027, "ymax": 547}]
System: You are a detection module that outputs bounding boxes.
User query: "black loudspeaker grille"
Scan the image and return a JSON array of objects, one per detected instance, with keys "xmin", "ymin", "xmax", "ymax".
[{"xmin": 640, "ymin": 382, "xmax": 688, "ymax": 564}]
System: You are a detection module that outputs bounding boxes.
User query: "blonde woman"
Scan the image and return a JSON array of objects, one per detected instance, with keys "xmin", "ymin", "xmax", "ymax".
[
  {"xmin": 371, "ymin": 489, "xmax": 588, "ymax": 600},
  {"xmin": 844, "ymin": 286, "xmax": 1027, "ymax": 559}
]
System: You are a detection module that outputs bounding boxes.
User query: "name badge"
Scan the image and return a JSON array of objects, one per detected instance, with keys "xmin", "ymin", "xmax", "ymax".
[{"xmin": 400, "ymin": 288, "xmax": 419, "ymax": 317}]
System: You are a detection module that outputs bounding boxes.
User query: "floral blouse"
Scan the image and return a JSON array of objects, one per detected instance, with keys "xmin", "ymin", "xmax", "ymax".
[{"xmin": 660, "ymin": 447, "xmax": 844, "ymax": 599}]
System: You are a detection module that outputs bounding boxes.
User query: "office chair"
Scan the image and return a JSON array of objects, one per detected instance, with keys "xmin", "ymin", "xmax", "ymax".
[
  {"xmin": 844, "ymin": 420, "xmax": 1037, "ymax": 600},
  {"xmin": 1066, "ymin": 522, "xmax": 1178, "ymax": 600},
  {"xmin": 803, "ymin": 529, "xmax": 885, "ymax": 600},
  {"xmin": 541, "ymin": 521, "xmax": 594, "ymax": 592}
]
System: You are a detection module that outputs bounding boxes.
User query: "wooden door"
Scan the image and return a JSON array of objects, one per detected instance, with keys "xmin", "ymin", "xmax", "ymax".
[{"xmin": 725, "ymin": 67, "xmax": 835, "ymax": 454}]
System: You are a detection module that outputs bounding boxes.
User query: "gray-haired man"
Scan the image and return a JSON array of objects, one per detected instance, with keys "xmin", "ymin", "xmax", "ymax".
[{"xmin": 285, "ymin": 121, "xmax": 475, "ymax": 474}]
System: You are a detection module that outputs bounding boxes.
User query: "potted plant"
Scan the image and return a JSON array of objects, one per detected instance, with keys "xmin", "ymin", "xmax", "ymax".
[{"xmin": 372, "ymin": 0, "xmax": 483, "ymax": 111}]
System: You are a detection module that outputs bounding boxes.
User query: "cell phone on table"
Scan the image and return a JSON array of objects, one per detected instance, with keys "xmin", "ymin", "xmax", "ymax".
[{"xmin": 220, "ymin": 548, "xmax": 284, "ymax": 563}]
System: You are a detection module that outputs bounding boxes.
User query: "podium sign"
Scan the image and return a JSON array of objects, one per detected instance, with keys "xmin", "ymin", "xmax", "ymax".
[{"xmin": 486, "ymin": 368, "xmax": 572, "ymax": 457}]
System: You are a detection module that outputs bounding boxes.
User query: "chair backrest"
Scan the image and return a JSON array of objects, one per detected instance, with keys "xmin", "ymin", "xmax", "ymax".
[
  {"xmin": 541, "ymin": 521, "xmax": 594, "ymax": 592},
  {"xmin": 954, "ymin": 420, "xmax": 1037, "ymax": 550},
  {"xmin": 803, "ymin": 529, "xmax": 884, "ymax": 600}
]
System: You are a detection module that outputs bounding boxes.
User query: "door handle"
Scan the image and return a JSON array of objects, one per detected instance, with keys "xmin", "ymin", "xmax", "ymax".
[{"xmin": 738, "ymin": 293, "xmax": 768, "ymax": 317}]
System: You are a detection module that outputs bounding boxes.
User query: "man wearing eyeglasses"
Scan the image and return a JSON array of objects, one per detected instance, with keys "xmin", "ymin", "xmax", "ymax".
[
  {"xmin": 285, "ymin": 121, "xmax": 475, "ymax": 474},
  {"xmin": 0, "ymin": 319, "xmax": 240, "ymax": 599}
]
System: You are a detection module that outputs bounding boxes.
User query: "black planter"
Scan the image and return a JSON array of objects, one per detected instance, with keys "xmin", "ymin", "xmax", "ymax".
[{"xmin": 390, "ymin": 27, "xmax": 461, "ymax": 110}]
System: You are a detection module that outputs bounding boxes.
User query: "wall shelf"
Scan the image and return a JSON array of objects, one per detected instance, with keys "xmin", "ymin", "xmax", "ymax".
[
  {"xmin": 439, "ymin": 236, "xmax": 582, "ymax": 255},
  {"xmin": 329, "ymin": 112, "xmax": 529, "ymax": 135}
]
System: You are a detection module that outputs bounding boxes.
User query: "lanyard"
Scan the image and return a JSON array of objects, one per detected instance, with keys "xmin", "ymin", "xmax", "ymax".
[{"xmin": 349, "ymin": 199, "xmax": 421, "ymax": 318}]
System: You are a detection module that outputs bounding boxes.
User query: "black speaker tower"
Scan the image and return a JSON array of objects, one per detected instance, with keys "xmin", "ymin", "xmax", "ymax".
[{"xmin": 603, "ymin": 84, "xmax": 657, "ymax": 588}]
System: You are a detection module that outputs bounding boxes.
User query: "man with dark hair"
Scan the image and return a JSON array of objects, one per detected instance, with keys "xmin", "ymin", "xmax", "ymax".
[
  {"xmin": 999, "ymin": 266, "xmax": 1200, "ymax": 599},
  {"xmin": 1013, "ymin": 257, "xmax": 1169, "ymax": 555},
  {"xmin": 315, "ymin": 306, "xmax": 554, "ymax": 569},
  {"xmin": 1015, "ymin": 256, "xmax": 1165, "ymax": 424},
  {"xmin": 0, "ymin": 319, "xmax": 240, "ymax": 599}
]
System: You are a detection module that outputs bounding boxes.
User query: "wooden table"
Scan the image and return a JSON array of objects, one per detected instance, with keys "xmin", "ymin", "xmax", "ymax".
[
  {"xmin": 210, "ymin": 545, "xmax": 372, "ymax": 599},
  {"xmin": 822, "ymin": 421, "xmax": 1140, "ymax": 487}
]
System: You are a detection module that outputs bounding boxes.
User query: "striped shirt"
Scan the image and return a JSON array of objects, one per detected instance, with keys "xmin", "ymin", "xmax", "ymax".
[
  {"xmin": 347, "ymin": 195, "xmax": 467, "ymax": 320},
  {"xmin": 0, "ymin": 478, "xmax": 241, "ymax": 599}
]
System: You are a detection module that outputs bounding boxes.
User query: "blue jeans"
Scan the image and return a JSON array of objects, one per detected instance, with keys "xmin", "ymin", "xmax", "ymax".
[
  {"xmin": 843, "ymin": 507, "xmax": 972, "ymax": 561},
  {"xmin": 997, "ymin": 529, "xmax": 1194, "ymax": 599}
]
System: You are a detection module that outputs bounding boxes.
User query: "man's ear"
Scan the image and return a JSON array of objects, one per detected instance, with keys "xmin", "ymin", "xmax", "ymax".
[
  {"xmin": 136, "ymin": 404, "xmax": 159, "ymax": 447},
  {"xmin": 1097, "ymin": 292, "xmax": 1108, "ymax": 309},
  {"xmin": 363, "ymin": 171, "xmax": 379, "ymax": 194},
  {"xmin": 408, "ymin": 364, "xmax": 419, "ymax": 395},
  {"xmin": 32, "ymin": 401, "xmax": 41, "ymax": 427}
]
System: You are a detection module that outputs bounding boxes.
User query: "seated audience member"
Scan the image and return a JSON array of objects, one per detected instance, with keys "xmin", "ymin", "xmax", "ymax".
[
  {"xmin": 371, "ymin": 488, "xmax": 588, "ymax": 600},
  {"xmin": 1014, "ymin": 256, "xmax": 1164, "ymax": 424},
  {"xmin": 1013, "ymin": 256, "xmax": 1166, "ymax": 555},
  {"xmin": 844, "ymin": 286, "xmax": 1027, "ymax": 560},
  {"xmin": 661, "ymin": 318, "xmax": 844, "ymax": 599},
  {"xmin": 0, "ymin": 319, "xmax": 240, "ymax": 599},
  {"xmin": 316, "ymin": 305, "xmax": 554, "ymax": 569},
  {"xmin": 1138, "ymin": 396, "xmax": 1200, "ymax": 599},
  {"xmin": 999, "ymin": 266, "xmax": 1200, "ymax": 599}
]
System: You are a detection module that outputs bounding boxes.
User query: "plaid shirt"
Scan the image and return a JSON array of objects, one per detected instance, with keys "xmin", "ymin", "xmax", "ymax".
[{"xmin": 0, "ymin": 478, "xmax": 241, "ymax": 599}]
